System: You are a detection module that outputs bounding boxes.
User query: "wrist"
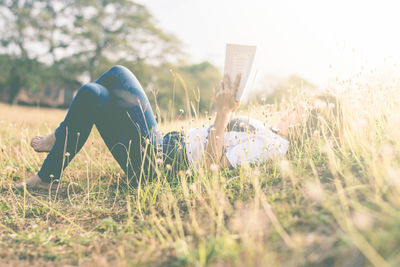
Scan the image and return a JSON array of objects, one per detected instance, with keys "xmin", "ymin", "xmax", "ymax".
[
  {"xmin": 213, "ymin": 111, "xmax": 231, "ymax": 131},
  {"xmin": 216, "ymin": 108, "xmax": 232, "ymax": 117},
  {"xmin": 216, "ymin": 110, "xmax": 231, "ymax": 120}
]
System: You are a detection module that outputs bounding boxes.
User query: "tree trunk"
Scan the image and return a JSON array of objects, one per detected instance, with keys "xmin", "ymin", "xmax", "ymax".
[
  {"xmin": 88, "ymin": 46, "xmax": 103, "ymax": 81},
  {"xmin": 8, "ymin": 73, "xmax": 21, "ymax": 105}
]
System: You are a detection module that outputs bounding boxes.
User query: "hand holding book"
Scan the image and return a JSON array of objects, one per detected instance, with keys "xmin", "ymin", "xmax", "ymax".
[
  {"xmin": 216, "ymin": 73, "xmax": 241, "ymax": 115},
  {"xmin": 223, "ymin": 44, "xmax": 256, "ymax": 101}
]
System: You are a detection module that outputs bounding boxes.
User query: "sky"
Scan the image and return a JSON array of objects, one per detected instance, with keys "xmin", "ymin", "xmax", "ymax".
[{"xmin": 138, "ymin": 0, "xmax": 400, "ymax": 89}]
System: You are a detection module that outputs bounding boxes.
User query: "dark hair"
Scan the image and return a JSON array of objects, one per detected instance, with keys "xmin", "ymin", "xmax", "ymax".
[{"xmin": 226, "ymin": 117, "xmax": 257, "ymax": 133}]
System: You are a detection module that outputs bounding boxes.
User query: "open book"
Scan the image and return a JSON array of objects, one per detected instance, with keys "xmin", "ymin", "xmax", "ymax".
[{"xmin": 223, "ymin": 44, "xmax": 257, "ymax": 101}]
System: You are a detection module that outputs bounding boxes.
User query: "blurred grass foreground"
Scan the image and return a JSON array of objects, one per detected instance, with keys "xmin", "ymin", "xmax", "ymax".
[{"xmin": 1, "ymin": 72, "xmax": 400, "ymax": 266}]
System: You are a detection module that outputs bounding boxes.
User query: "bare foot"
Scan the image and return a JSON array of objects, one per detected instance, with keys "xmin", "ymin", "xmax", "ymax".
[
  {"xmin": 15, "ymin": 174, "xmax": 52, "ymax": 190},
  {"xmin": 31, "ymin": 133, "xmax": 55, "ymax": 153}
]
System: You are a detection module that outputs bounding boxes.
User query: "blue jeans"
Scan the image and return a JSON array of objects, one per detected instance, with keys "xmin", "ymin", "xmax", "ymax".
[{"xmin": 37, "ymin": 65, "xmax": 163, "ymax": 185}]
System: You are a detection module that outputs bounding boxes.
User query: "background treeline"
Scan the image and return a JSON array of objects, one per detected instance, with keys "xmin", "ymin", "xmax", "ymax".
[
  {"xmin": 0, "ymin": 0, "xmax": 220, "ymax": 119},
  {"xmin": 0, "ymin": 0, "xmax": 314, "ymax": 119}
]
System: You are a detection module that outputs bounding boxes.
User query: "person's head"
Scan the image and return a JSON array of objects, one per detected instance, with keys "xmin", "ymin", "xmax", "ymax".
[
  {"xmin": 225, "ymin": 91, "xmax": 342, "ymax": 141},
  {"xmin": 226, "ymin": 116, "xmax": 257, "ymax": 133}
]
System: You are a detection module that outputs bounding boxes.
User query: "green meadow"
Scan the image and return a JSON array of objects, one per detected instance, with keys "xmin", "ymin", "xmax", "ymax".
[{"xmin": 1, "ymin": 80, "xmax": 400, "ymax": 266}]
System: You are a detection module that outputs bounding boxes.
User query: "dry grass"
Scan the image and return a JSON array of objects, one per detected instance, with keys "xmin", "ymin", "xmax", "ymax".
[{"xmin": 1, "ymin": 77, "xmax": 400, "ymax": 266}]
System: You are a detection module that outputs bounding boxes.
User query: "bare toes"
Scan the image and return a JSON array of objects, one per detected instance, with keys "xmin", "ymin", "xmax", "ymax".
[
  {"xmin": 31, "ymin": 136, "xmax": 43, "ymax": 145},
  {"xmin": 31, "ymin": 136, "xmax": 45, "ymax": 152}
]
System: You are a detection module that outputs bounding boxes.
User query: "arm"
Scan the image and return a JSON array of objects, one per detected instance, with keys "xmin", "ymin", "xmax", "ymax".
[{"xmin": 204, "ymin": 73, "xmax": 241, "ymax": 171}]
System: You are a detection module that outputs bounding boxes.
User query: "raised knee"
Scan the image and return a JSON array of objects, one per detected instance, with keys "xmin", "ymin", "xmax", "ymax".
[
  {"xmin": 78, "ymin": 83, "xmax": 108, "ymax": 100},
  {"xmin": 108, "ymin": 65, "xmax": 130, "ymax": 75},
  {"xmin": 79, "ymin": 83, "xmax": 100, "ymax": 95},
  {"xmin": 76, "ymin": 83, "xmax": 110, "ymax": 108}
]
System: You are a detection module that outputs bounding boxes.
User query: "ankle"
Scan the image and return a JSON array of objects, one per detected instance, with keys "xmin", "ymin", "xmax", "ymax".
[{"xmin": 36, "ymin": 173, "xmax": 51, "ymax": 184}]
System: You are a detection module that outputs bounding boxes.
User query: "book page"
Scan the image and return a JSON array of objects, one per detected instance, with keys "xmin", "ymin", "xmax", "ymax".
[{"xmin": 223, "ymin": 44, "xmax": 256, "ymax": 101}]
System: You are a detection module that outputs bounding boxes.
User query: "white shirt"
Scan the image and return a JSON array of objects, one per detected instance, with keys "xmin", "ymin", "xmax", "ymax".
[{"xmin": 184, "ymin": 117, "xmax": 289, "ymax": 168}]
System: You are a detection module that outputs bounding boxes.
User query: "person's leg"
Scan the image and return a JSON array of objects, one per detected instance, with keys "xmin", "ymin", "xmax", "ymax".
[
  {"xmin": 37, "ymin": 82, "xmax": 111, "ymax": 182},
  {"xmin": 30, "ymin": 64, "xmax": 158, "ymax": 153},
  {"xmin": 94, "ymin": 65, "xmax": 162, "ymax": 184},
  {"xmin": 36, "ymin": 65, "xmax": 161, "ymax": 185},
  {"xmin": 95, "ymin": 65, "xmax": 159, "ymax": 138}
]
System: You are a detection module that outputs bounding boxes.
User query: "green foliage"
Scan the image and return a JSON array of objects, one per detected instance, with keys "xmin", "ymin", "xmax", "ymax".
[
  {"xmin": 148, "ymin": 61, "xmax": 221, "ymax": 120},
  {"xmin": 0, "ymin": 0, "xmax": 220, "ymax": 111},
  {"xmin": 0, "ymin": 55, "xmax": 11, "ymax": 91},
  {"xmin": 70, "ymin": 0, "xmax": 181, "ymax": 80},
  {"xmin": 0, "ymin": 0, "xmax": 82, "ymax": 103}
]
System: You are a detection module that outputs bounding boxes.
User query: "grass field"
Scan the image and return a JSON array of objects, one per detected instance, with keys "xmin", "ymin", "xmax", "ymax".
[{"xmin": 1, "ymin": 80, "xmax": 400, "ymax": 266}]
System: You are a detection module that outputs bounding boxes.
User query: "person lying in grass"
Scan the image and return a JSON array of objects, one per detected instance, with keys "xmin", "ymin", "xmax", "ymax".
[{"xmin": 15, "ymin": 65, "xmax": 337, "ymax": 190}]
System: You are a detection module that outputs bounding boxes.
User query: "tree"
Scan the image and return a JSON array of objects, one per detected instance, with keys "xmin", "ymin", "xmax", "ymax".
[
  {"xmin": 0, "ymin": 0, "xmax": 220, "ymax": 113},
  {"xmin": 70, "ymin": 0, "xmax": 181, "ymax": 81},
  {"xmin": 0, "ymin": 0, "xmax": 181, "ymax": 103},
  {"xmin": 0, "ymin": 0, "xmax": 76, "ymax": 103}
]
